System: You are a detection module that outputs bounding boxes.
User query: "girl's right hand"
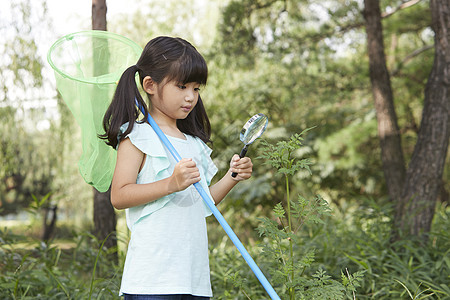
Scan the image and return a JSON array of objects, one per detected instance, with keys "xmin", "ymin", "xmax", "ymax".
[{"xmin": 169, "ymin": 158, "xmax": 201, "ymax": 192}]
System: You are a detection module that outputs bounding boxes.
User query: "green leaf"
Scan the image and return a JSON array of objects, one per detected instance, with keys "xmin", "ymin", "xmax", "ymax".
[
  {"xmin": 344, "ymin": 253, "xmax": 370, "ymax": 270},
  {"xmin": 273, "ymin": 202, "xmax": 285, "ymax": 218}
]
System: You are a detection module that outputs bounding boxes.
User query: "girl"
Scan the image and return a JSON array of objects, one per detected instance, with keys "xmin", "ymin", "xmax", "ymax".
[{"xmin": 101, "ymin": 37, "xmax": 253, "ymax": 299}]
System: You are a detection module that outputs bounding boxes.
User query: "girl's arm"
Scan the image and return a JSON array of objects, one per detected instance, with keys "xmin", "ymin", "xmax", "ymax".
[
  {"xmin": 111, "ymin": 138, "xmax": 200, "ymax": 210},
  {"xmin": 209, "ymin": 154, "xmax": 253, "ymax": 205}
]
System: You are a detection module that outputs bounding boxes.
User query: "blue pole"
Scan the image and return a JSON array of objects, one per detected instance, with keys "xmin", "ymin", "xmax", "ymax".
[{"xmin": 138, "ymin": 102, "xmax": 280, "ymax": 300}]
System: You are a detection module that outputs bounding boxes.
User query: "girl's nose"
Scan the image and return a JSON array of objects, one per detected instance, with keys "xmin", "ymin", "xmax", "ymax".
[{"xmin": 185, "ymin": 89, "xmax": 195, "ymax": 102}]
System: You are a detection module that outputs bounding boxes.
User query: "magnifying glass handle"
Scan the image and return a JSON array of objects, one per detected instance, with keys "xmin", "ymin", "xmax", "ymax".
[{"xmin": 231, "ymin": 145, "xmax": 248, "ymax": 178}]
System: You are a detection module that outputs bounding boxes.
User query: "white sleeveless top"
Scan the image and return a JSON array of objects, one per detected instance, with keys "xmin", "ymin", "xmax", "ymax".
[{"xmin": 118, "ymin": 122, "xmax": 217, "ymax": 297}]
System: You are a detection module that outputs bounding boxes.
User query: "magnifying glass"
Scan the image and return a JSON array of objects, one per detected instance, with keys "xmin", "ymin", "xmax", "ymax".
[{"xmin": 231, "ymin": 113, "xmax": 269, "ymax": 178}]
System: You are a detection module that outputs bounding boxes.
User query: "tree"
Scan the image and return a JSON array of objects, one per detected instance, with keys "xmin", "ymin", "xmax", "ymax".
[
  {"xmin": 91, "ymin": 0, "xmax": 118, "ymax": 257},
  {"xmin": 394, "ymin": 0, "xmax": 449, "ymax": 237},
  {"xmin": 363, "ymin": 0, "xmax": 406, "ymax": 201},
  {"xmin": 364, "ymin": 0, "xmax": 449, "ymax": 239}
]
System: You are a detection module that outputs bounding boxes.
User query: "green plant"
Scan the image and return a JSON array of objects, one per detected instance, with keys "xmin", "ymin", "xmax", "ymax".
[
  {"xmin": 255, "ymin": 131, "xmax": 364, "ymax": 299},
  {"xmin": 0, "ymin": 226, "xmax": 123, "ymax": 299},
  {"xmin": 395, "ymin": 280, "xmax": 434, "ymax": 300}
]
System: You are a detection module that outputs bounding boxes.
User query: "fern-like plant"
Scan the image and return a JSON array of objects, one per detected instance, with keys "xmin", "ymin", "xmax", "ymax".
[{"xmin": 257, "ymin": 130, "xmax": 364, "ymax": 299}]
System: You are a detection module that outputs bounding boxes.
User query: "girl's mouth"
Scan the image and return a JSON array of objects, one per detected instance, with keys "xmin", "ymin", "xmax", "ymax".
[{"xmin": 181, "ymin": 105, "xmax": 192, "ymax": 112}]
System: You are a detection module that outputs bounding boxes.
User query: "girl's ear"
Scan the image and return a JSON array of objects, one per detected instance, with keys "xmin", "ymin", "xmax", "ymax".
[{"xmin": 143, "ymin": 76, "xmax": 157, "ymax": 95}]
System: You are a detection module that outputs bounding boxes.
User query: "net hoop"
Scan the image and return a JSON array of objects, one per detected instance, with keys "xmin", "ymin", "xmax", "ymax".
[{"xmin": 47, "ymin": 30, "xmax": 142, "ymax": 85}]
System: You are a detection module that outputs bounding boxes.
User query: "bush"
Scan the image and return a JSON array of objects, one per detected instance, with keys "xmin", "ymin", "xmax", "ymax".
[
  {"xmin": 210, "ymin": 132, "xmax": 364, "ymax": 299},
  {"xmin": 0, "ymin": 227, "xmax": 122, "ymax": 299}
]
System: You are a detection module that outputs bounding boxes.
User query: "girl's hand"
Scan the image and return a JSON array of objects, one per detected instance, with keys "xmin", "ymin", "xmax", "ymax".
[
  {"xmin": 230, "ymin": 154, "xmax": 253, "ymax": 181},
  {"xmin": 169, "ymin": 158, "xmax": 201, "ymax": 192},
  {"xmin": 209, "ymin": 154, "xmax": 254, "ymax": 205}
]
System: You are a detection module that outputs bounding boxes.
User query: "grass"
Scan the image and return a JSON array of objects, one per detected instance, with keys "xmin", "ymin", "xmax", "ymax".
[{"xmin": 0, "ymin": 202, "xmax": 448, "ymax": 299}]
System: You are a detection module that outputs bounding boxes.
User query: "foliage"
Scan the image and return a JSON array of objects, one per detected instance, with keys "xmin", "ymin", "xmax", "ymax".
[
  {"xmin": 208, "ymin": 130, "xmax": 448, "ymax": 299},
  {"xmin": 0, "ymin": 0, "xmax": 47, "ymax": 99},
  {"xmin": 259, "ymin": 130, "xmax": 315, "ymax": 176},
  {"xmin": 260, "ymin": 132, "xmax": 362, "ymax": 299},
  {"xmin": 338, "ymin": 201, "xmax": 450, "ymax": 299},
  {"xmin": 210, "ymin": 132, "xmax": 364, "ymax": 299},
  {"xmin": 208, "ymin": 196, "xmax": 449, "ymax": 299},
  {"xmin": 109, "ymin": 0, "xmax": 220, "ymax": 53},
  {"xmin": 0, "ymin": 226, "xmax": 122, "ymax": 299},
  {"xmin": 0, "ymin": 0, "xmax": 91, "ymax": 222},
  {"xmin": 1, "ymin": 194, "xmax": 448, "ymax": 299},
  {"xmin": 207, "ymin": 0, "xmax": 437, "ymax": 211},
  {"xmin": 0, "ymin": 0, "xmax": 51, "ymax": 215},
  {"xmin": 0, "ymin": 108, "xmax": 53, "ymax": 215}
]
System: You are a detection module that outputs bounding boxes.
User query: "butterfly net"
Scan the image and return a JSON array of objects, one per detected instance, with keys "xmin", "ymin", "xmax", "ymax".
[{"xmin": 47, "ymin": 30, "xmax": 142, "ymax": 192}]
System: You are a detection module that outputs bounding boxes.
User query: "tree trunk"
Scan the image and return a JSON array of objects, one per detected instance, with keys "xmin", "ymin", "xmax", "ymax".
[
  {"xmin": 92, "ymin": 0, "xmax": 117, "ymax": 260},
  {"xmin": 395, "ymin": 0, "xmax": 450, "ymax": 238},
  {"xmin": 93, "ymin": 188, "xmax": 117, "ymax": 249},
  {"xmin": 92, "ymin": 0, "xmax": 107, "ymax": 31},
  {"xmin": 363, "ymin": 0, "xmax": 406, "ymax": 202},
  {"xmin": 42, "ymin": 204, "xmax": 57, "ymax": 242}
]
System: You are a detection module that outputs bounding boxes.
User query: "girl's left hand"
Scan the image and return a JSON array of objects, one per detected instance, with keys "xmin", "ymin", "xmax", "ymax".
[{"xmin": 230, "ymin": 154, "xmax": 253, "ymax": 181}]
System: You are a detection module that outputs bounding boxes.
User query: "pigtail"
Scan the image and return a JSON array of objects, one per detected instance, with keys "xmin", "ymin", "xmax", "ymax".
[{"xmin": 100, "ymin": 65, "xmax": 147, "ymax": 148}]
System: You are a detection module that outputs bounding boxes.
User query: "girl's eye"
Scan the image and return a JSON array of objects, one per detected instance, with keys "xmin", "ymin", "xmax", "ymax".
[{"xmin": 177, "ymin": 84, "xmax": 200, "ymax": 92}]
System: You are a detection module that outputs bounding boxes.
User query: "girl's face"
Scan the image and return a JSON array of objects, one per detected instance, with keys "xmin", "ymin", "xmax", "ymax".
[{"xmin": 144, "ymin": 77, "xmax": 201, "ymax": 123}]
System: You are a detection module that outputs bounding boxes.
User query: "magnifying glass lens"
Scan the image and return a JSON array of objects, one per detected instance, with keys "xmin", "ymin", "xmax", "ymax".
[{"xmin": 232, "ymin": 113, "xmax": 268, "ymax": 178}]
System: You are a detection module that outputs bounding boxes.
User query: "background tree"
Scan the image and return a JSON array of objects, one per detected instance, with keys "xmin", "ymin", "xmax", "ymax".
[
  {"xmin": 395, "ymin": 0, "xmax": 449, "ymax": 237},
  {"xmin": 0, "ymin": 0, "xmax": 49, "ymax": 215},
  {"xmin": 364, "ymin": 0, "xmax": 449, "ymax": 239},
  {"xmin": 0, "ymin": 0, "xmax": 88, "ymax": 241},
  {"xmin": 0, "ymin": 0, "xmax": 60, "ymax": 232},
  {"xmin": 363, "ymin": 0, "xmax": 406, "ymax": 202}
]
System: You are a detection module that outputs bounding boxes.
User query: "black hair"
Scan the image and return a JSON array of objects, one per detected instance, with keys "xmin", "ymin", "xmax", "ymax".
[{"xmin": 100, "ymin": 36, "xmax": 210, "ymax": 148}]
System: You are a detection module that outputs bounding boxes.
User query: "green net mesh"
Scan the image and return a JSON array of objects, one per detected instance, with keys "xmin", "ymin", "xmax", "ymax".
[{"xmin": 47, "ymin": 31, "xmax": 142, "ymax": 192}]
